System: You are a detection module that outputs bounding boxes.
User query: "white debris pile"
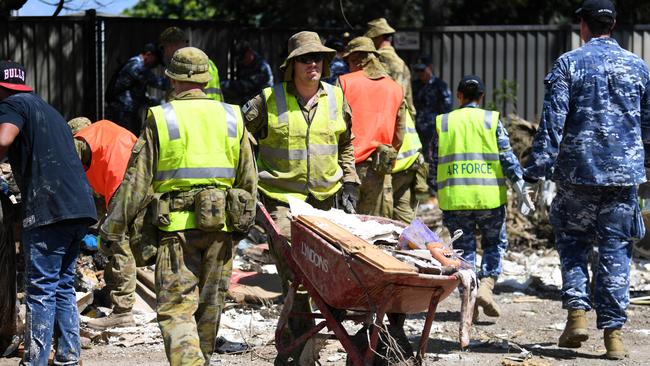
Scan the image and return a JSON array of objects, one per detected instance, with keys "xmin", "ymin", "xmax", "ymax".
[
  {"xmin": 218, "ymin": 306, "xmax": 279, "ymax": 348},
  {"xmin": 497, "ymin": 250, "xmax": 650, "ymax": 292}
]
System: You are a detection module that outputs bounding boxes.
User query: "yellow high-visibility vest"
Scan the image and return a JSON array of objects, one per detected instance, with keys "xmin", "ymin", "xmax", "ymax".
[
  {"xmin": 204, "ymin": 59, "xmax": 222, "ymax": 102},
  {"xmin": 150, "ymin": 98, "xmax": 243, "ymax": 231},
  {"xmin": 435, "ymin": 107, "xmax": 506, "ymax": 210},
  {"xmin": 392, "ymin": 111, "xmax": 422, "ymax": 173},
  {"xmin": 257, "ymin": 82, "xmax": 347, "ymax": 203}
]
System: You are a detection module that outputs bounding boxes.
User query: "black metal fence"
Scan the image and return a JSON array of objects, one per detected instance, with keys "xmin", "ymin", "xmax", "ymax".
[{"xmin": 4, "ymin": 12, "xmax": 650, "ymax": 123}]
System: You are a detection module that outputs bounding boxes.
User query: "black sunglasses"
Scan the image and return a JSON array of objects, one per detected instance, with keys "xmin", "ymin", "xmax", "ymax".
[{"xmin": 295, "ymin": 53, "xmax": 325, "ymax": 64}]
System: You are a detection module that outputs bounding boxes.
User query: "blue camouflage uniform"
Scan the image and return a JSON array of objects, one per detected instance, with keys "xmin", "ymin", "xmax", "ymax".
[
  {"xmin": 413, "ymin": 75, "xmax": 452, "ymax": 164},
  {"xmin": 524, "ymin": 37, "xmax": 650, "ymax": 329},
  {"xmin": 323, "ymin": 57, "xmax": 349, "ymax": 85},
  {"xmin": 431, "ymin": 102, "xmax": 523, "ymax": 278},
  {"xmin": 221, "ymin": 52, "xmax": 273, "ymax": 105},
  {"xmin": 106, "ymin": 55, "xmax": 167, "ymax": 135}
]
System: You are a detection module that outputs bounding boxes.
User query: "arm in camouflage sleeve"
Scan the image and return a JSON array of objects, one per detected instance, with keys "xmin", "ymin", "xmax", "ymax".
[
  {"xmin": 234, "ymin": 127, "xmax": 258, "ymax": 197},
  {"xmin": 100, "ymin": 115, "xmax": 157, "ymax": 241},
  {"xmin": 641, "ymin": 72, "xmax": 650, "ymax": 170},
  {"xmin": 496, "ymin": 119, "xmax": 524, "ymax": 184},
  {"xmin": 242, "ymin": 93, "xmax": 269, "ymax": 140},
  {"xmin": 339, "ymin": 98, "xmax": 360, "ymax": 184},
  {"xmin": 523, "ymin": 59, "xmax": 569, "ymax": 181},
  {"xmin": 392, "ymin": 100, "xmax": 408, "ymax": 152}
]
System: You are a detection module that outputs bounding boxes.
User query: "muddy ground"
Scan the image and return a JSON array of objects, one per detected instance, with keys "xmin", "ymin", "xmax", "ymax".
[{"xmin": 2, "ymin": 287, "xmax": 648, "ymax": 366}]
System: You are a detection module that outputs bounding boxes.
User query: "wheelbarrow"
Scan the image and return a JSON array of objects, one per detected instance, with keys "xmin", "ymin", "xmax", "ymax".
[{"xmin": 256, "ymin": 204, "xmax": 461, "ymax": 365}]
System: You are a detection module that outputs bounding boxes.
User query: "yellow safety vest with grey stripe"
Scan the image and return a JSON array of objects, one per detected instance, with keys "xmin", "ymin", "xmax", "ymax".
[
  {"xmin": 435, "ymin": 107, "xmax": 506, "ymax": 210},
  {"xmin": 204, "ymin": 59, "xmax": 222, "ymax": 102},
  {"xmin": 258, "ymin": 81, "xmax": 346, "ymax": 203},
  {"xmin": 150, "ymin": 99, "xmax": 243, "ymax": 232},
  {"xmin": 392, "ymin": 111, "xmax": 422, "ymax": 173}
]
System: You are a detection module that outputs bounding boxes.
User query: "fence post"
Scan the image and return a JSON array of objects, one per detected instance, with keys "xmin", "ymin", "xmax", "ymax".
[{"xmin": 83, "ymin": 9, "xmax": 97, "ymax": 120}]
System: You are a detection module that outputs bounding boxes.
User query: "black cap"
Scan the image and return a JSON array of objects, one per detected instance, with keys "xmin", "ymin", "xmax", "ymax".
[
  {"xmin": 143, "ymin": 43, "xmax": 163, "ymax": 59},
  {"xmin": 234, "ymin": 41, "xmax": 252, "ymax": 61},
  {"xmin": 457, "ymin": 75, "xmax": 484, "ymax": 93},
  {"xmin": 576, "ymin": 0, "xmax": 616, "ymax": 20},
  {"xmin": 0, "ymin": 60, "xmax": 32, "ymax": 92},
  {"xmin": 413, "ymin": 55, "xmax": 431, "ymax": 72},
  {"xmin": 325, "ymin": 38, "xmax": 345, "ymax": 52}
]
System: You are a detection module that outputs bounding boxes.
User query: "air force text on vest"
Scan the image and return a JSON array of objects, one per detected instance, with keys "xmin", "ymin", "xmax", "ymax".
[{"xmin": 447, "ymin": 162, "xmax": 494, "ymax": 175}]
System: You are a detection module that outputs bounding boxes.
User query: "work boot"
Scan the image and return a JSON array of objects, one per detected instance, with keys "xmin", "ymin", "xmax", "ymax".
[
  {"xmin": 558, "ymin": 309, "xmax": 589, "ymax": 348},
  {"xmin": 84, "ymin": 311, "xmax": 136, "ymax": 330},
  {"xmin": 476, "ymin": 277, "xmax": 500, "ymax": 318},
  {"xmin": 604, "ymin": 328, "xmax": 628, "ymax": 360}
]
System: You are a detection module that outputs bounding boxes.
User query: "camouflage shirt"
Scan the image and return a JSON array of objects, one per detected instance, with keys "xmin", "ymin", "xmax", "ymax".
[
  {"xmin": 242, "ymin": 81, "xmax": 360, "ymax": 185},
  {"xmin": 413, "ymin": 75, "xmax": 453, "ymax": 130},
  {"xmin": 524, "ymin": 37, "xmax": 650, "ymax": 185},
  {"xmin": 100, "ymin": 89, "xmax": 258, "ymax": 240},
  {"xmin": 430, "ymin": 103, "xmax": 523, "ymax": 191},
  {"xmin": 377, "ymin": 45, "xmax": 415, "ymax": 115},
  {"xmin": 107, "ymin": 55, "xmax": 168, "ymax": 113},
  {"xmin": 222, "ymin": 52, "xmax": 274, "ymax": 105}
]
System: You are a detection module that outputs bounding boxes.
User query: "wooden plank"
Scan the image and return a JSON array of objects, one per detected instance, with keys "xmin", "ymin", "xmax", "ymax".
[{"xmin": 296, "ymin": 216, "xmax": 417, "ymax": 274}]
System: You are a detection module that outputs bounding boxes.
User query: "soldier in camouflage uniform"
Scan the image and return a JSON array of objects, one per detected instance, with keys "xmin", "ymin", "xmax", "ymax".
[
  {"xmin": 67, "ymin": 117, "xmax": 139, "ymax": 330},
  {"xmin": 322, "ymin": 37, "xmax": 349, "ymax": 85},
  {"xmin": 431, "ymin": 75, "xmax": 532, "ymax": 321},
  {"xmin": 159, "ymin": 27, "xmax": 224, "ymax": 102},
  {"xmin": 106, "ymin": 43, "xmax": 168, "ymax": 136},
  {"xmin": 101, "ymin": 47, "xmax": 257, "ymax": 365},
  {"xmin": 523, "ymin": 0, "xmax": 650, "ymax": 359},
  {"xmin": 242, "ymin": 31, "xmax": 359, "ymax": 365},
  {"xmin": 412, "ymin": 56, "xmax": 453, "ymax": 170},
  {"xmin": 221, "ymin": 41, "xmax": 274, "ymax": 106},
  {"xmin": 365, "ymin": 18, "xmax": 415, "ymax": 115}
]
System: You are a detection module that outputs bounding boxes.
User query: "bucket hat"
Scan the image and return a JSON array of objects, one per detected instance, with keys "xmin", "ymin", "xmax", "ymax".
[
  {"xmin": 365, "ymin": 18, "xmax": 396, "ymax": 38},
  {"xmin": 164, "ymin": 47, "xmax": 211, "ymax": 83}
]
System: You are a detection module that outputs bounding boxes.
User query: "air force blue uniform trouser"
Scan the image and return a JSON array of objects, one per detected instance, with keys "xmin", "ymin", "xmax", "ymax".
[
  {"xmin": 551, "ymin": 183, "xmax": 644, "ymax": 329},
  {"xmin": 442, "ymin": 205, "xmax": 508, "ymax": 279}
]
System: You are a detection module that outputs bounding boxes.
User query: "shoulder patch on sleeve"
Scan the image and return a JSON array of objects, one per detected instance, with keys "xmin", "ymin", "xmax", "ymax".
[
  {"xmin": 131, "ymin": 138, "xmax": 146, "ymax": 155},
  {"xmin": 242, "ymin": 100, "xmax": 259, "ymax": 122}
]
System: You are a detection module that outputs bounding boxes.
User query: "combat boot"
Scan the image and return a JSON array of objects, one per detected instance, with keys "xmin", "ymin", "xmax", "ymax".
[
  {"xmin": 558, "ymin": 309, "xmax": 589, "ymax": 348},
  {"xmin": 476, "ymin": 277, "xmax": 500, "ymax": 317},
  {"xmin": 85, "ymin": 311, "xmax": 135, "ymax": 330},
  {"xmin": 604, "ymin": 328, "xmax": 628, "ymax": 360}
]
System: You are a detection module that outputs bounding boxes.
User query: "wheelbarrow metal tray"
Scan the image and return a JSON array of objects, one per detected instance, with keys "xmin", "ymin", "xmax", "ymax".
[{"xmin": 290, "ymin": 218, "xmax": 459, "ymax": 314}]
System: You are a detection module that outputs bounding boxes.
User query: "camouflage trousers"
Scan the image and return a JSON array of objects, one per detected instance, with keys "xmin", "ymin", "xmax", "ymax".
[
  {"xmin": 551, "ymin": 183, "xmax": 643, "ymax": 329},
  {"xmin": 442, "ymin": 205, "xmax": 508, "ymax": 279},
  {"xmin": 392, "ymin": 168, "xmax": 416, "ymax": 224},
  {"xmin": 103, "ymin": 237, "xmax": 136, "ymax": 313},
  {"xmin": 155, "ymin": 229, "xmax": 233, "ymax": 366},
  {"xmin": 356, "ymin": 161, "xmax": 393, "ymax": 218},
  {"xmin": 261, "ymin": 194, "xmax": 336, "ymax": 365}
]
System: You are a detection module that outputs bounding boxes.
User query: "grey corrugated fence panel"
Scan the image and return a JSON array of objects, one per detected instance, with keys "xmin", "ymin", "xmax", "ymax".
[
  {"xmin": 2, "ymin": 16, "xmax": 89, "ymax": 119},
  {"xmin": 6, "ymin": 17, "xmax": 650, "ymax": 123}
]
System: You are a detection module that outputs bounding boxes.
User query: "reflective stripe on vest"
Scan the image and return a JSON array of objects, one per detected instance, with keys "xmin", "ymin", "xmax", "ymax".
[
  {"xmin": 204, "ymin": 59, "xmax": 223, "ymax": 102},
  {"xmin": 435, "ymin": 107, "xmax": 506, "ymax": 210},
  {"xmin": 392, "ymin": 111, "xmax": 422, "ymax": 173},
  {"xmin": 257, "ymin": 81, "xmax": 346, "ymax": 203},
  {"xmin": 150, "ymin": 99, "xmax": 243, "ymax": 231},
  {"xmin": 75, "ymin": 120, "xmax": 137, "ymax": 207}
]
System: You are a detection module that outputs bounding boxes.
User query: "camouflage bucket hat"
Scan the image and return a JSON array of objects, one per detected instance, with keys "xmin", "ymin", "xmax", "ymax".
[
  {"xmin": 68, "ymin": 117, "xmax": 91, "ymax": 135},
  {"xmin": 365, "ymin": 18, "xmax": 396, "ymax": 38},
  {"xmin": 342, "ymin": 37, "xmax": 379, "ymax": 58},
  {"xmin": 279, "ymin": 31, "xmax": 336, "ymax": 71},
  {"xmin": 165, "ymin": 47, "xmax": 212, "ymax": 83}
]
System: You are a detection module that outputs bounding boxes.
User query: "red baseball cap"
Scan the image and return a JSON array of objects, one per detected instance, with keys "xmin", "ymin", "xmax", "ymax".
[{"xmin": 0, "ymin": 61, "xmax": 33, "ymax": 92}]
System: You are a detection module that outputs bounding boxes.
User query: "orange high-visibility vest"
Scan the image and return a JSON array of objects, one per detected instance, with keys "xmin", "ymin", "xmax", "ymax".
[
  {"xmin": 75, "ymin": 120, "xmax": 137, "ymax": 206},
  {"xmin": 339, "ymin": 70, "xmax": 403, "ymax": 164}
]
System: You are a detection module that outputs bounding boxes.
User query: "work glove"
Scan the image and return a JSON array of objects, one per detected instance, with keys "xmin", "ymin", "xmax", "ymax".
[
  {"xmin": 340, "ymin": 182, "xmax": 359, "ymax": 214},
  {"xmin": 513, "ymin": 179, "xmax": 536, "ymax": 216},
  {"xmin": 81, "ymin": 234, "xmax": 99, "ymax": 251}
]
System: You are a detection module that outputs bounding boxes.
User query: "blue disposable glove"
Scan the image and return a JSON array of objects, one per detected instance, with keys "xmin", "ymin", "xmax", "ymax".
[{"xmin": 82, "ymin": 234, "xmax": 98, "ymax": 251}]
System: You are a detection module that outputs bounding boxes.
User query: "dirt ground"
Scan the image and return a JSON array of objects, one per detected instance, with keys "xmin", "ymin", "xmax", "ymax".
[{"xmin": 2, "ymin": 288, "xmax": 648, "ymax": 366}]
